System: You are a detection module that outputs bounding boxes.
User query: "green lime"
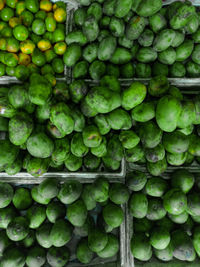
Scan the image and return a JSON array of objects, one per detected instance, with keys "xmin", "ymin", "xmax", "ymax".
[
  {"xmin": 13, "ymin": 25, "xmax": 29, "ymax": 41},
  {"xmin": 1, "ymin": 26, "xmax": 12, "ymax": 37},
  {"xmin": 5, "ymin": 53, "xmax": 18, "ymax": 67},
  {"xmin": 15, "ymin": 65, "xmax": 30, "ymax": 80},
  {"xmin": 6, "ymin": 37, "xmax": 19, "ymax": 53},
  {"xmin": 45, "ymin": 16, "xmax": 56, "ymax": 32},
  {"xmin": 16, "ymin": 1, "xmax": 26, "ymax": 15},
  {"xmin": 21, "ymin": 10, "xmax": 34, "ymax": 27},
  {"xmin": 45, "ymin": 49, "xmax": 56, "ymax": 62},
  {"xmin": 35, "ymin": 10, "xmax": 47, "ymax": 20},
  {"xmin": 52, "ymin": 57, "xmax": 64, "ymax": 73},
  {"xmin": 0, "ymin": 7, "xmax": 14, "ymax": 22},
  {"xmin": 52, "ymin": 28, "xmax": 65, "ymax": 43},
  {"xmin": 32, "ymin": 48, "xmax": 46, "ymax": 66},
  {"xmin": 6, "ymin": 0, "xmax": 18, "ymax": 8},
  {"xmin": 30, "ymin": 32, "xmax": 42, "ymax": 44},
  {"xmin": 32, "ymin": 19, "xmax": 46, "ymax": 35},
  {"xmin": 43, "ymin": 31, "xmax": 53, "ymax": 42},
  {"xmin": 6, "ymin": 66, "xmax": 15, "ymax": 76}
]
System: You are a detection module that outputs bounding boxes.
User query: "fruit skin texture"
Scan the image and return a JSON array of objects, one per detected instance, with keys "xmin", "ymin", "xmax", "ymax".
[
  {"xmin": 156, "ymin": 95, "xmax": 182, "ymax": 132},
  {"xmin": 76, "ymin": 238, "xmax": 94, "ymax": 264},
  {"xmin": 122, "ymin": 81, "xmax": 147, "ymax": 110},
  {"xmin": 163, "ymin": 188, "xmax": 187, "ymax": 215},
  {"xmin": 103, "ymin": 203, "xmax": 124, "ymax": 228},
  {"xmin": 129, "ymin": 192, "xmax": 148, "ymax": 219},
  {"xmin": 131, "ymin": 233, "xmax": 152, "ymax": 261}
]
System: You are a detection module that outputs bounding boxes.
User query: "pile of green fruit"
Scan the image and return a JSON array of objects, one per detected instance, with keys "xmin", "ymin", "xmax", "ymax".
[
  {"xmin": 0, "ymin": 177, "xmax": 127, "ymax": 266},
  {"xmin": 0, "ymin": 0, "xmax": 67, "ymax": 80},
  {"xmin": 65, "ymin": 0, "xmax": 200, "ymax": 79},
  {"xmin": 1, "ymin": 74, "xmax": 200, "ymax": 176},
  {"xmin": 129, "ymin": 169, "xmax": 200, "ymax": 262}
]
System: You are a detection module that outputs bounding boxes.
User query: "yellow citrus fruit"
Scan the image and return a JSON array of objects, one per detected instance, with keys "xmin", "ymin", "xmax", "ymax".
[
  {"xmin": 54, "ymin": 42, "xmax": 66, "ymax": 55},
  {"xmin": 18, "ymin": 52, "xmax": 31, "ymax": 65},
  {"xmin": 20, "ymin": 40, "xmax": 35, "ymax": 54},
  {"xmin": 54, "ymin": 7, "xmax": 66, "ymax": 23},
  {"xmin": 37, "ymin": 39, "xmax": 51, "ymax": 51},
  {"xmin": 9, "ymin": 17, "xmax": 21, "ymax": 28},
  {"xmin": 40, "ymin": 0, "xmax": 52, "ymax": 12},
  {"xmin": 0, "ymin": 0, "xmax": 5, "ymax": 11}
]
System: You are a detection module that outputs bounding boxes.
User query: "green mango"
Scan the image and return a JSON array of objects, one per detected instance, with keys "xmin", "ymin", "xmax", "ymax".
[
  {"xmin": 98, "ymin": 36, "xmax": 116, "ymax": 61},
  {"xmin": 0, "ymin": 139, "xmax": 19, "ymax": 169},
  {"xmin": 71, "ymin": 133, "xmax": 89, "ymax": 157},
  {"xmin": 47, "ymin": 247, "xmax": 70, "ymax": 267},
  {"xmin": 83, "ymin": 43, "xmax": 98, "ymax": 63},
  {"xmin": 125, "ymin": 144, "xmax": 144, "ymax": 163},
  {"xmin": 94, "ymin": 114, "xmax": 111, "ymax": 135},
  {"xmin": 89, "ymin": 60, "xmax": 106, "ymax": 80},
  {"xmin": 83, "ymin": 15, "xmax": 99, "ymax": 42},
  {"xmin": 171, "ymin": 31, "xmax": 185, "ymax": 48},
  {"xmin": 188, "ymin": 134, "xmax": 200, "ymax": 156},
  {"xmin": 76, "ymin": 238, "xmax": 94, "ymax": 264},
  {"xmin": 73, "ymin": 61, "xmax": 88, "ymax": 79},
  {"xmin": 147, "ymin": 198, "xmax": 166, "ymax": 221},
  {"xmin": 176, "ymin": 40, "xmax": 194, "ymax": 61},
  {"xmin": 126, "ymin": 16, "xmax": 147, "ymax": 40},
  {"xmin": 185, "ymin": 13, "xmax": 199, "ymax": 34},
  {"xmin": 27, "ymin": 157, "xmax": 50, "ymax": 177},
  {"xmin": 84, "ymin": 152, "xmax": 101, "ymax": 170},
  {"xmin": 50, "ymin": 219, "xmax": 72, "ymax": 247},
  {"xmin": 87, "ymin": 2, "xmax": 102, "ymax": 21},
  {"xmin": 9, "ymin": 112, "xmax": 33, "ymax": 146},
  {"xmin": 177, "ymin": 100, "xmax": 196, "ymax": 128},
  {"xmin": 122, "ymin": 81, "xmax": 147, "ymax": 110},
  {"xmin": 65, "ymin": 153, "xmax": 82, "ymax": 171},
  {"xmin": 153, "ymin": 61, "xmax": 169, "ymax": 77},
  {"xmin": 131, "ymin": 102, "xmax": 155, "ymax": 122},
  {"xmin": 132, "ymin": 0, "xmax": 162, "ymax": 17},
  {"xmin": 150, "ymin": 227, "xmax": 170, "ymax": 250},
  {"xmin": 186, "ymin": 61, "xmax": 200, "ymax": 78},
  {"xmin": 131, "ymin": 233, "xmax": 152, "ymax": 261},
  {"xmin": 149, "ymin": 12, "xmax": 167, "ymax": 33},
  {"xmin": 69, "ymin": 80, "xmax": 88, "ymax": 104},
  {"xmin": 63, "ymin": 44, "xmax": 81, "ymax": 67},
  {"xmin": 106, "ymin": 134, "xmax": 123, "ymax": 161},
  {"xmin": 192, "ymin": 44, "xmax": 200, "ymax": 65},
  {"xmin": 5, "ymin": 156, "xmax": 22, "ymax": 176},
  {"xmin": 26, "ymin": 246, "xmax": 46, "ymax": 267},
  {"xmin": 163, "ymin": 131, "xmax": 189, "ymax": 154},
  {"xmin": 0, "ymin": 97, "xmax": 16, "ymax": 118},
  {"xmin": 8, "ymin": 85, "xmax": 28, "ymax": 109},
  {"xmin": 156, "ymin": 95, "xmax": 182, "ymax": 132},
  {"xmin": 136, "ymin": 47, "xmax": 157, "ymax": 63},
  {"xmin": 110, "ymin": 47, "xmax": 132, "ymax": 64},
  {"xmin": 126, "ymin": 171, "xmax": 147, "ymax": 191},
  {"xmin": 147, "ymin": 158, "xmax": 167, "ymax": 176},
  {"xmin": 164, "ymin": 189, "xmax": 187, "ymax": 215},
  {"xmin": 120, "ymin": 63, "xmax": 135, "ymax": 78},
  {"xmin": 103, "ymin": 0, "xmax": 115, "ymax": 16},
  {"xmin": 0, "ymin": 117, "xmax": 8, "ymax": 131},
  {"xmin": 114, "ymin": 0, "xmax": 132, "ymax": 18},
  {"xmin": 145, "ymin": 144, "xmax": 165, "ymax": 163},
  {"xmin": 145, "ymin": 176, "xmax": 168, "ymax": 197},
  {"xmin": 138, "ymin": 121, "xmax": 162, "ymax": 148},
  {"xmin": 153, "ymin": 29, "xmax": 176, "ymax": 52},
  {"xmin": 65, "ymin": 31, "xmax": 87, "ymax": 46},
  {"xmin": 148, "ymin": 75, "xmax": 169, "ymax": 97},
  {"xmin": 135, "ymin": 63, "xmax": 151, "ymax": 78},
  {"xmin": 106, "ymin": 64, "xmax": 120, "ymax": 77},
  {"xmin": 129, "ymin": 192, "xmax": 148, "ymax": 218},
  {"xmin": 118, "ymin": 36, "xmax": 134, "ymax": 49},
  {"xmin": 100, "ymin": 16, "xmax": 111, "ymax": 28},
  {"xmin": 171, "ymin": 169, "xmax": 194, "ymax": 194},
  {"xmin": 107, "ymin": 108, "xmax": 132, "ymax": 130},
  {"xmin": 109, "ymin": 17, "xmax": 125, "ymax": 37},
  {"xmin": 192, "ymin": 28, "xmax": 200, "ymax": 43},
  {"xmin": 154, "ymin": 243, "xmax": 174, "ymax": 262},
  {"xmin": 167, "ymin": 151, "xmax": 187, "ymax": 166},
  {"xmin": 58, "ymin": 180, "xmax": 82, "ymax": 205},
  {"xmin": 119, "ymin": 130, "xmax": 140, "ymax": 149},
  {"xmin": 74, "ymin": 8, "xmax": 86, "ymax": 27},
  {"xmin": 138, "ymin": 29, "xmax": 154, "ymax": 47},
  {"xmin": 158, "ymin": 47, "xmax": 176, "ymax": 65},
  {"xmin": 170, "ymin": 62, "xmax": 186, "ymax": 78}
]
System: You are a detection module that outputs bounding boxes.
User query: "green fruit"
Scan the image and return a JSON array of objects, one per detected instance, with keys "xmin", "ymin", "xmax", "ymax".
[
  {"xmin": 138, "ymin": 29, "xmax": 154, "ymax": 47},
  {"xmin": 171, "ymin": 170, "xmax": 194, "ymax": 193},
  {"xmin": 36, "ymin": 223, "xmax": 52, "ymax": 248},
  {"xmin": 98, "ymin": 36, "xmax": 116, "ymax": 61},
  {"xmin": 149, "ymin": 12, "xmax": 167, "ymax": 33},
  {"xmin": 26, "ymin": 204, "xmax": 46, "ymax": 229},
  {"xmin": 170, "ymin": 62, "xmax": 186, "ymax": 77},
  {"xmin": 0, "ymin": 230, "xmax": 11, "ymax": 256},
  {"xmin": 71, "ymin": 133, "xmax": 89, "ymax": 157},
  {"xmin": 91, "ymin": 136, "xmax": 107, "ymax": 157},
  {"xmin": 7, "ymin": 216, "xmax": 29, "ymax": 241},
  {"xmin": 189, "ymin": 134, "xmax": 200, "ymax": 156},
  {"xmin": 81, "ymin": 184, "xmax": 96, "ymax": 211},
  {"xmin": 177, "ymin": 100, "xmax": 196, "ymax": 128},
  {"xmin": 12, "ymin": 187, "xmax": 32, "ymax": 210},
  {"xmin": 163, "ymin": 189, "xmax": 187, "ymax": 215},
  {"xmin": 97, "ymin": 234, "xmax": 119, "ymax": 258},
  {"xmin": 67, "ymin": 199, "xmax": 87, "ymax": 227},
  {"xmin": 156, "ymin": 217, "xmax": 174, "ymax": 232},
  {"xmin": 131, "ymin": 233, "xmax": 152, "ymax": 261},
  {"xmin": 0, "ymin": 182, "xmax": 13, "ymax": 208},
  {"xmin": 158, "ymin": 47, "xmax": 176, "ymax": 65},
  {"xmin": 145, "ymin": 177, "xmax": 168, "ymax": 197},
  {"xmin": 145, "ymin": 144, "xmax": 165, "ymax": 163},
  {"xmin": 92, "ymin": 177, "xmax": 109, "ymax": 203},
  {"xmin": 88, "ymin": 228, "xmax": 108, "ymax": 253},
  {"xmin": 147, "ymin": 198, "xmax": 166, "ymax": 221},
  {"xmin": 27, "ymin": 157, "xmax": 50, "ymax": 177},
  {"xmin": 74, "ymin": 8, "xmax": 86, "ymax": 26},
  {"xmin": 148, "ymin": 75, "xmax": 169, "ymax": 97},
  {"xmin": 114, "ymin": 0, "xmax": 132, "ymax": 18},
  {"xmin": 8, "ymin": 85, "xmax": 28, "ymax": 109},
  {"xmin": 89, "ymin": 60, "xmax": 106, "ymax": 80},
  {"xmin": 37, "ymin": 178, "xmax": 59, "ymax": 199},
  {"xmin": 52, "ymin": 138, "xmax": 70, "ymax": 164},
  {"xmin": 176, "ymin": 40, "xmax": 194, "ymax": 61},
  {"xmin": 172, "ymin": 230, "xmax": 196, "ymax": 261},
  {"xmin": 153, "ymin": 62, "xmax": 169, "ymax": 76},
  {"xmin": 168, "ymin": 211, "xmax": 188, "ymax": 224},
  {"xmin": 153, "ymin": 29, "xmax": 175, "ymax": 52},
  {"xmin": 122, "ymin": 81, "xmax": 147, "ymax": 110},
  {"xmin": 131, "ymin": 102, "xmax": 155, "ymax": 123},
  {"xmin": 138, "ymin": 121, "xmax": 163, "ymax": 148},
  {"xmin": 63, "ymin": 44, "xmax": 81, "ymax": 67},
  {"xmin": 193, "ymin": 226, "xmax": 200, "ymax": 257},
  {"xmin": 83, "ymin": 15, "xmax": 99, "ymax": 42},
  {"xmin": 109, "ymin": 183, "xmax": 129, "ymax": 205},
  {"xmin": 83, "ymin": 43, "xmax": 98, "ymax": 63},
  {"xmin": 136, "ymin": 47, "xmax": 157, "ymax": 63},
  {"xmin": 25, "ymin": 0, "xmax": 39, "ymax": 13},
  {"xmin": 134, "ymin": 217, "xmax": 153, "ymax": 233},
  {"xmin": 119, "ymin": 130, "xmax": 140, "ymax": 149},
  {"xmin": 73, "ymin": 61, "xmax": 88, "ymax": 78},
  {"xmin": 94, "ymin": 114, "xmax": 111, "ymax": 135},
  {"xmin": 163, "ymin": 131, "xmax": 189, "ymax": 154},
  {"xmin": 110, "ymin": 47, "xmax": 132, "ymax": 64},
  {"xmin": 31, "ymin": 186, "xmax": 51, "ymax": 205},
  {"xmin": 107, "ymin": 108, "xmax": 132, "ymax": 130},
  {"xmin": 120, "ymin": 62, "xmax": 135, "ymax": 78},
  {"xmin": 65, "ymin": 153, "xmax": 82, "ymax": 171},
  {"xmin": 0, "ymin": 206, "xmax": 16, "ymax": 229},
  {"xmin": 1, "ymin": 246, "xmax": 26, "ymax": 267},
  {"xmin": 26, "ymin": 246, "xmax": 46, "ymax": 267},
  {"xmin": 154, "ymin": 243, "xmax": 174, "ymax": 262},
  {"xmin": 65, "ymin": 31, "xmax": 87, "ymax": 46},
  {"xmin": 167, "ymin": 152, "xmax": 186, "ymax": 166},
  {"xmin": 76, "ymin": 238, "xmax": 94, "ymax": 264},
  {"xmin": 150, "ymin": 227, "xmax": 170, "ymax": 250},
  {"xmin": 46, "ymin": 201, "xmax": 65, "ymax": 223},
  {"xmin": 156, "ymin": 95, "xmax": 182, "ymax": 132},
  {"xmin": 125, "ymin": 144, "xmax": 144, "ymax": 163},
  {"xmin": 126, "ymin": 171, "xmax": 147, "ymax": 191},
  {"xmin": 129, "ymin": 193, "xmax": 148, "ymax": 219},
  {"xmin": 58, "ymin": 180, "xmax": 82, "ymax": 205},
  {"xmin": 133, "ymin": 0, "xmax": 162, "ymax": 17},
  {"xmin": 50, "ymin": 219, "xmax": 72, "ymax": 247},
  {"xmin": 103, "ymin": 203, "xmax": 124, "ymax": 228},
  {"xmin": 21, "ymin": 229, "xmax": 35, "ymax": 248},
  {"xmin": 47, "ymin": 246, "xmax": 70, "ymax": 267},
  {"xmin": 187, "ymin": 193, "xmax": 200, "ymax": 216},
  {"xmin": 82, "ymin": 125, "xmax": 102, "ymax": 148}
]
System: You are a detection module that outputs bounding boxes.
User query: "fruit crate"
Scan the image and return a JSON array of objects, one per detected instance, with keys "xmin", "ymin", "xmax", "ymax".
[
  {"xmin": 66, "ymin": 0, "xmax": 200, "ymax": 84},
  {"xmin": 0, "ymin": 179, "xmax": 127, "ymax": 267}
]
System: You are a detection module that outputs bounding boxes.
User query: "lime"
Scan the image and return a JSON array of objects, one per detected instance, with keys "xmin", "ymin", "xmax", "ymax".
[
  {"xmin": 52, "ymin": 28, "xmax": 65, "ymax": 43},
  {"xmin": 52, "ymin": 57, "xmax": 64, "ymax": 73},
  {"xmin": 16, "ymin": 1, "xmax": 26, "ymax": 15},
  {"xmin": 20, "ymin": 40, "xmax": 35, "ymax": 54},
  {"xmin": 54, "ymin": 7, "xmax": 66, "ymax": 23},
  {"xmin": 43, "ymin": 31, "xmax": 53, "ymax": 42},
  {"xmin": 45, "ymin": 16, "xmax": 56, "ymax": 32},
  {"xmin": 15, "ymin": 65, "xmax": 30, "ymax": 81},
  {"xmin": 0, "ymin": 38, "xmax": 6, "ymax": 50},
  {"xmin": 6, "ymin": 0, "xmax": 18, "ymax": 8},
  {"xmin": 37, "ymin": 39, "xmax": 51, "ymax": 51},
  {"xmin": 54, "ymin": 41, "xmax": 67, "ymax": 55},
  {"xmin": 6, "ymin": 37, "xmax": 19, "ymax": 53},
  {"xmin": 6, "ymin": 66, "xmax": 15, "ymax": 76},
  {"xmin": 45, "ymin": 49, "xmax": 56, "ymax": 62},
  {"xmin": 21, "ymin": 10, "xmax": 34, "ymax": 27},
  {"xmin": 13, "ymin": 25, "xmax": 29, "ymax": 41},
  {"xmin": 32, "ymin": 19, "xmax": 46, "ymax": 35},
  {"xmin": 0, "ymin": 63, "xmax": 5, "ymax": 76},
  {"xmin": 35, "ymin": 10, "xmax": 47, "ymax": 20},
  {"xmin": 0, "ymin": 7, "xmax": 14, "ymax": 22}
]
